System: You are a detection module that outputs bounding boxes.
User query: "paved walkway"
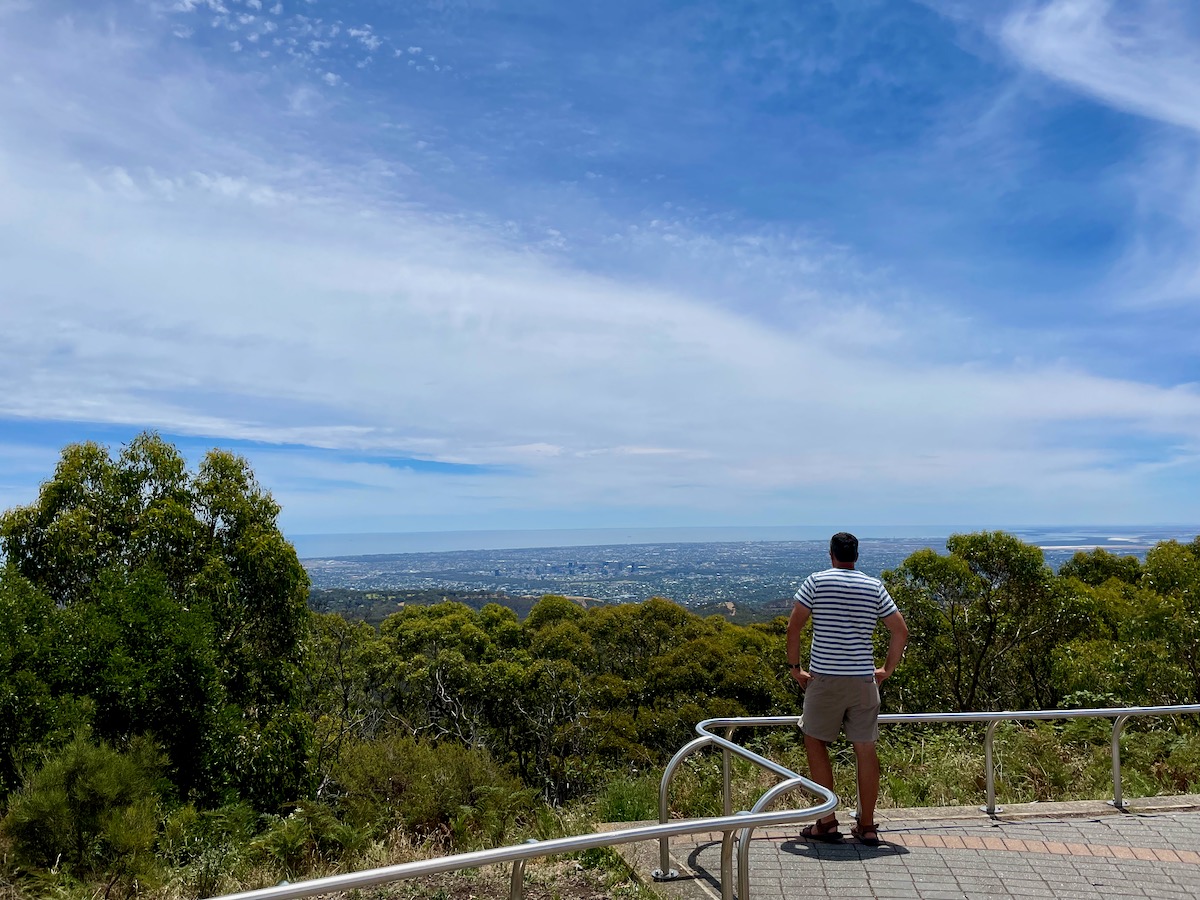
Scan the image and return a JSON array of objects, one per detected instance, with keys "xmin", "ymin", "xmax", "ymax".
[{"xmin": 619, "ymin": 795, "xmax": 1200, "ymax": 899}]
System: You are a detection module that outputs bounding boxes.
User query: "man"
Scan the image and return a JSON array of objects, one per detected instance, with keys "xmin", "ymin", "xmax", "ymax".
[{"xmin": 786, "ymin": 531, "xmax": 908, "ymax": 846}]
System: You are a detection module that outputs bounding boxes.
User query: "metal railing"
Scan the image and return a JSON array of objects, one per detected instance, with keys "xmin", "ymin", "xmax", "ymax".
[
  {"xmin": 212, "ymin": 703, "xmax": 1200, "ymax": 900},
  {"xmin": 208, "ymin": 721, "xmax": 836, "ymax": 900},
  {"xmin": 652, "ymin": 716, "xmax": 834, "ymax": 900},
  {"xmin": 873, "ymin": 704, "xmax": 1200, "ymax": 814},
  {"xmin": 650, "ymin": 704, "xmax": 1200, "ymax": 900}
]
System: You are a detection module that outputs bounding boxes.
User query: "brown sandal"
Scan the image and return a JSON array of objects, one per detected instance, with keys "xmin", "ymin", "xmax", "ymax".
[
  {"xmin": 851, "ymin": 822, "xmax": 881, "ymax": 846},
  {"xmin": 801, "ymin": 816, "xmax": 841, "ymax": 842}
]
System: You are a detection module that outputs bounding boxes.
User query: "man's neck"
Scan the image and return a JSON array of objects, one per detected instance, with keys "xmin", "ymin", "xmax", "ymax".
[{"xmin": 830, "ymin": 559, "xmax": 855, "ymax": 570}]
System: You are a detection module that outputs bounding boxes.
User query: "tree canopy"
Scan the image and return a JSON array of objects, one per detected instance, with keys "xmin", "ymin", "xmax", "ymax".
[{"xmin": 0, "ymin": 433, "xmax": 311, "ymax": 808}]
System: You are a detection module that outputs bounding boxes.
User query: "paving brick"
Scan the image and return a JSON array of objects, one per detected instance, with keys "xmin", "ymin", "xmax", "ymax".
[
  {"xmin": 1003, "ymin": 883, "xmax": 1051, "ymax": 896},
  {"xmin": 953, "ymin": 878, "xmax": 1009, "ymax": 893},
  {"xmin": 868, "ymin": 875, "xmax": 917, "ymax": 888}
]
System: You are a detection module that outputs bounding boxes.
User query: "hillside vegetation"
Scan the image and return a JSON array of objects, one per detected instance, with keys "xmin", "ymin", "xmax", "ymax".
[{"xmin": 1, "ymin": 435, "xmax": 1198, "ymax": 898}]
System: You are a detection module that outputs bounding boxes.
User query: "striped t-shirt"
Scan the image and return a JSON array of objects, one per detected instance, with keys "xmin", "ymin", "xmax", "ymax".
[{"xmin": 794, "ymin": 568, "xmax": 899, "ymax": 676}]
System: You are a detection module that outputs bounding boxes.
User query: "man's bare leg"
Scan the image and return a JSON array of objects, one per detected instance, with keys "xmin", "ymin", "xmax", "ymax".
[
  {"xmin": 851, "ymin": 741, "xmax": 880, "ymax": 825},
  {"xmin": 804, "ymin": 733, "xmax": 837, "ymax": 826}
]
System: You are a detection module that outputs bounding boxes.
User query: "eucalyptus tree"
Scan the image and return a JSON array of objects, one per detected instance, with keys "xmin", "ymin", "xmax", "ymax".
[
  {"xmin": 884, "ymin": 531, "xmax": 1088, "ymax": 713},
  {"xmin": 0, "ymin": 433, "xmax": 312, "ymax": 808}
]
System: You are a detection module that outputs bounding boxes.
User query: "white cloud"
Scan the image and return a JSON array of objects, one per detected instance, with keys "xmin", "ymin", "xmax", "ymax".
[
  {"xmin": 1001, "ymin": 0, "xmax": 1200, "ymax": 136},
  {"xmin": 5, "ymin": 136, "xmax": 1198, "ymax": 523},
  {"xmin": 2, "ymin": 1, "xmax": 1198, "ymax": 530},
  {"xmin": 347, "ymin": 26, "xmax": 382, "ymax": 52},
  {"xmin": 999, "ymin": 1, "xmax": 1200, "ymax": 312},
  {"xmin": 286, "ymin": 84, "xmax": 323, "ymax": 114}
]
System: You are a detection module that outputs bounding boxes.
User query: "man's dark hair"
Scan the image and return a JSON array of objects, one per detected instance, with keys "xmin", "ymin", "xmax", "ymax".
[{"xmin": 830, "ymin": 532, "xmax": 859, "ymax": 564}]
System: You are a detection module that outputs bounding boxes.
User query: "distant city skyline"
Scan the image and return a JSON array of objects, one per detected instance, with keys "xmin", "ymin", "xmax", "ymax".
[
  {"xmin": 3, "ymin": 2, "xmax": 1200, "ymax": 535},
  {"xmin": 300, "ymin": 527, "xmax": 1200, "ymax": 609},
  {"xmin": 291, "ymin": 524, "xmax": 1200, "ymax": 559}
]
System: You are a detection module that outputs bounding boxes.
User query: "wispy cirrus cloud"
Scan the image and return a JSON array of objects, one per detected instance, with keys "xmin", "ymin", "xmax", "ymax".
[
  {"xmin": 161, "ymin": 0, "xmax": 451, "ymax": 77},
  {"xmin": 993, "ymin": 1, "xmax": 1200, "ymax": 317},
  {"xmin": 1001, "ymin": 0, "xmax": 1200, "ymax": 135}
]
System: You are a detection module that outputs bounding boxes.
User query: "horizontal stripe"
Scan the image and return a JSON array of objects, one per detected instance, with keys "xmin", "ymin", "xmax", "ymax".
[{"xmin": 795, "ymin": 568, "xmax": 898, "ymax": 676}]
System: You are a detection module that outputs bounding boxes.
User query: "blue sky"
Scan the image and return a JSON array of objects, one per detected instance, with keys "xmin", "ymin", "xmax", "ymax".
[{"xmin": 2, "ymin": 0, "xmax": 1199, "ymax": 541}]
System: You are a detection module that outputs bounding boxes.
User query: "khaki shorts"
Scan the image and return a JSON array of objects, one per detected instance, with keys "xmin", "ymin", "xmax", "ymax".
[{"xmin": 801, "ymin": 673, "xmax": 881, "ymax": 743}]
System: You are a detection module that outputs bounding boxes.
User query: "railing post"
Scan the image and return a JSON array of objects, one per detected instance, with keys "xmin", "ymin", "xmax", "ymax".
[
  {"xmin": 723, "ymin": 726, "xmax": 737, "ymax": 817},
  {"xmin": 509, "ymin": 859, "xmax": 524, "ymax": 900},
  {"xmin": 981, "ymin": 720, "xmax": 1002, "ymax": 815},
  {"xmin": 509, "ymin": 840, "xmax": 538, "ymax": 900},
  {"xmin": 655, "ymin": 736, "xmax": 709, "ymax": 880},
  {"xmin": 720, "ymin": 826, "xmax": 737, "ymax": 900},
  {"xmin": 654, "ymin": 768, "xmax": 675, "ymax": 880},
  {"xmin": 1109, "ymin": 714, "xmax": 1130, "ymax": 810},
  {"xmin": 737, "ymin": 778, "xmax": 815, "ymax": 900},
  {"xmin": 733, "ymin": 810, "xmax": 753, "ymax": 900}
]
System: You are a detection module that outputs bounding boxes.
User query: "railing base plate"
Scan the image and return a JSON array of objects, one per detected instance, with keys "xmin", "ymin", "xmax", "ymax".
[{"xmin": 651, "ymin": 869, "xmax": 679, "ymax": 881}]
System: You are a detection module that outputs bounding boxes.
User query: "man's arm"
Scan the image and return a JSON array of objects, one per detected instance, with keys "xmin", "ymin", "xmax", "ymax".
[
  {"xmin": 875, "ymin": 610, "xmax": 908, "ymax": 684},
  {"xmin": 786, "ymin": 602, "xmax": 812, "ymax": 687}
]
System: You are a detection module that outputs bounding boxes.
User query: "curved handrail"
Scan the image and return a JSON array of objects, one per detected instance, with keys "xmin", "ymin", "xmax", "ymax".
[
  {"xmin": 208, "ymin": 806, "xmax": 832, "ymax": 900},
  {"xmin": 653, "ymin": 716, "xmax": 838, "ymax": 894},
  {"xmin": 209, "ymin": 719, "xmax": 836, "ymax": 900},
  {"xmin": 211, "ymin": 703, "xmax": 1200, "ymax": 900}
]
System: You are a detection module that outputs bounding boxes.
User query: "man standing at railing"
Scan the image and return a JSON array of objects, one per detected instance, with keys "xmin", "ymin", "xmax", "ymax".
[{"xmin": 786, "ymin": 531, "xmax": 909, "ymax": 846}]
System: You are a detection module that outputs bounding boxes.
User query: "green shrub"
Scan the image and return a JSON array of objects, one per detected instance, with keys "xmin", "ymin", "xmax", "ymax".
[
  {"xmin": 662, "ymin": 753, "xmax": 771, "ymax": 819},
  {"xmin": 594, "ymin": 773, "xmax": 659, "ymax": 822},
  {"xmin": 2, "ymin": 732, "xmax": 164, "ymax": 890},
  {"xmin": 332, "ymin": 733, "xmax": 536, "ymax": 849},
  {"xmin": 250, "ymin": 810, "xmax": 313, "ymax": 879},
  {"xmin": 993, "ymin": 723, "xmax": 1077, "ymax": 801},
  {"xmin": 877, "ymin": 729, "xmax": 985, "ymax": 808},
  {"xmin": 159, "ymin": 802, "xmax": 258, "ymax": 897},
  {"xmin": 1159, "ymin": 731, "xmax": 1200, "ymax": 792}
]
